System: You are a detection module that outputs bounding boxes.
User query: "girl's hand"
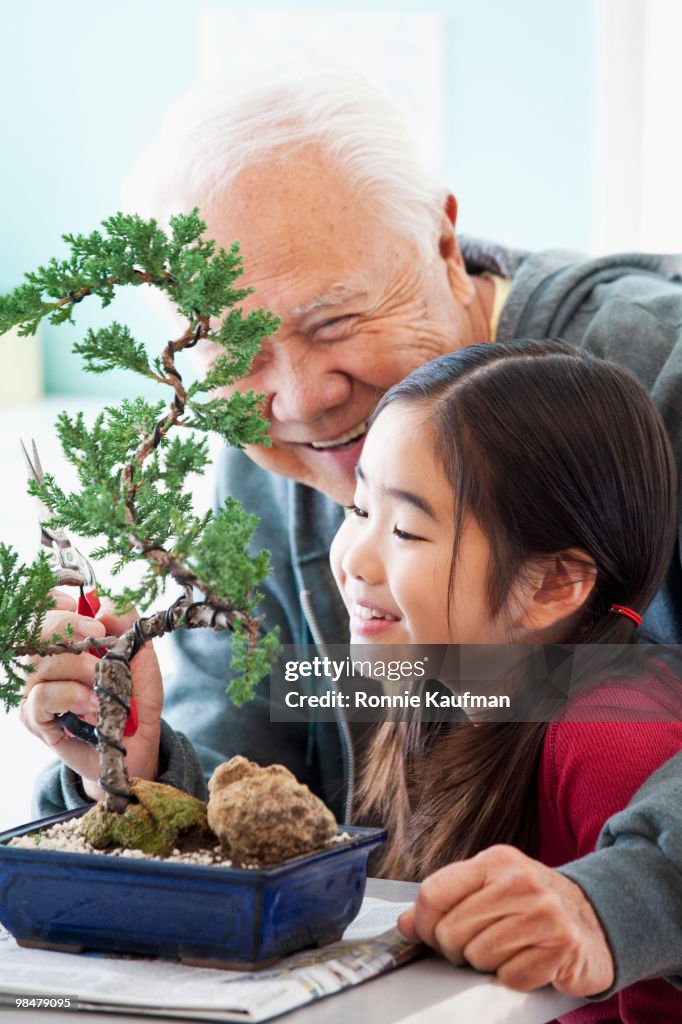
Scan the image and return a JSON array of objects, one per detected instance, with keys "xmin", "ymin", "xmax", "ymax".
[
  {"xmin": 19, "ymin": 591, "xmax": 163, "ymax": 800},
  {"xmin": 397, "ymin": 845, "xmax": 614, "ymax": 997}
]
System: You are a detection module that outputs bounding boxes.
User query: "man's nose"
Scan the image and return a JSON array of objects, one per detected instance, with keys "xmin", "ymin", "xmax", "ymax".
[{"xmin": 263, "ymin": 344, "xmax": 352, "ymax": 424}]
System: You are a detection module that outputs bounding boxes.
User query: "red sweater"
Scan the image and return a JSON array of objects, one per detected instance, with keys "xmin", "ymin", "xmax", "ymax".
[{"xmin": 537, "ymin": 675, "xmax": 682, "ymax": 1023}]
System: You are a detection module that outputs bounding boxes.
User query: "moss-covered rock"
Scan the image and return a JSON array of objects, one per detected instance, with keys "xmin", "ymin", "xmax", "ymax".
[{"xmin": 80, "ymin": 778, "xmax": 210, "ymax": 856}]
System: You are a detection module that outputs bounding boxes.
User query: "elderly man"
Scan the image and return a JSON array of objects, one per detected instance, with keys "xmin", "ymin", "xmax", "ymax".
[{"xmin": 24, "ymin": 71, "xmax": 682, "ymax": 1002}]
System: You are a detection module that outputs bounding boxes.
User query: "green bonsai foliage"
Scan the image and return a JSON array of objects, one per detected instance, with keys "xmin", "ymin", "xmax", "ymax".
[
  {"xmin": 0, "ymin": 210, "xmax": 281, "ymax": 811},
  {"xmin": 0, "ymin": 546, "xmax": 57, "ymax": 700}
]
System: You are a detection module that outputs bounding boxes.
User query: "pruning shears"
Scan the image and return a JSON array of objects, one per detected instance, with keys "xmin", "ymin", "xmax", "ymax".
[{"xmin": 21, "ymin": 439, "xmax": 139, "ymax": 746}]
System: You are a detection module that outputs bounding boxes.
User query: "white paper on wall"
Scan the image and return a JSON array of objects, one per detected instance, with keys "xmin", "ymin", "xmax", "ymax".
[{"xmin": 593, "ymin": 0, "xmax": 682, "ymax": 253}]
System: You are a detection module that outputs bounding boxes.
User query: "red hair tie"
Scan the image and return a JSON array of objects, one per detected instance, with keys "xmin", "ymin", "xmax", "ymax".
[{"xmin": 609, "ymin": 604, "xmax": 642, "ymax": 627}]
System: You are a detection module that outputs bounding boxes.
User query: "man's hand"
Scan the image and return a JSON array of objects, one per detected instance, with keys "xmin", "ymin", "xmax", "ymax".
[
  {"xmin": 19, "ymin": 591, "xmax": 163, "ymax": 800},
  {"xmin": 398, "ymin": 845, "xmax": 614, "ymax": 996}
]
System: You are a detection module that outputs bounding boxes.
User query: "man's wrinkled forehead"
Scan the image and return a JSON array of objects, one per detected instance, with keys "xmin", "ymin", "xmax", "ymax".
[{"xmin": 203, "ymin": 149, "xmax": 411, "ymax": 258}]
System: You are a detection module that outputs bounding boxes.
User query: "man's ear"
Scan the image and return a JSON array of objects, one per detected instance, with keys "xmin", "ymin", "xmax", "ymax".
[
  {"xmin": 439, "ymin": 193, "xmax": 475, "ymax": 307},
  {"xmin": 515, "ymin": 549, "xmax": 597, "ymax": 636}
]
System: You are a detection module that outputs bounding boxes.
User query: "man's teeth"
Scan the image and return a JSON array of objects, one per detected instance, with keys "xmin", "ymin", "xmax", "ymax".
[
  {"xmin": 353, "ymin": 604, "xmax": 398, "ymax": 621},
  {"xmin": 311, "ymin": 422, "xmax": 367, "ymax": 449}
]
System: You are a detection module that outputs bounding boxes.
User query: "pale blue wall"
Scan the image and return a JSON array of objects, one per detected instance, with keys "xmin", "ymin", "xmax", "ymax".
[{"xmin": 0, "ymin": 0, "xmax": 595, "ymax": 395}]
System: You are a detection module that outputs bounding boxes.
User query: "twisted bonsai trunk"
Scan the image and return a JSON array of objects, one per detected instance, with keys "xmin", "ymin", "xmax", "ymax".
[{"xmin": 93, "ymin": 601, "xmax": 257, "ymax": 812}]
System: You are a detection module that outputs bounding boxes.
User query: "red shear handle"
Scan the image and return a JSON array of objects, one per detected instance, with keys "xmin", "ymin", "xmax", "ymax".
[
  {"xmin": 78, "ymin": 589, "xmax": 139, "ymax": 737},
  {"xmin": 81, "ymin": 589, "xmax": 101, "ymax": 615}
]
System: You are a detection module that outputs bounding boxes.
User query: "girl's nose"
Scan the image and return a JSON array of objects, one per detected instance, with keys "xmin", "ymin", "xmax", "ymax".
[{"xmin": 342, "ymin": 523, "xmax": 385, "ymax": 586}]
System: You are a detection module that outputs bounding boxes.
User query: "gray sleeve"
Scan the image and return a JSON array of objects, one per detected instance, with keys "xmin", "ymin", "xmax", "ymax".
[
  {"xmin": 558, "ymin": 750, "xmax": 682, "ymax": 995},
  {"xmin": 159, "ymin": 626, "xmax": 320, "ymax": 794},
  {"xmin": 31, "ymin": 720, "xmax": 208, "ymax": 819},
  {"xmin": 157, "ymin": 448, "xmax": 320, "ymax": 791}
]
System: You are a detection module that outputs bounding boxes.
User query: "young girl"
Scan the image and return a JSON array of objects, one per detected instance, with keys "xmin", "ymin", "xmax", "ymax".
[{"xmin": 330, "ymin": 339, "xmax": 682, "ymax": 1023}]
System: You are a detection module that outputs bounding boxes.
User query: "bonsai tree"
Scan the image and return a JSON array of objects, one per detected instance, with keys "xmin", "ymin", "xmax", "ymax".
[{"xmin": 0, "ymin": 210, "xmax": 281, "ymax": 833}]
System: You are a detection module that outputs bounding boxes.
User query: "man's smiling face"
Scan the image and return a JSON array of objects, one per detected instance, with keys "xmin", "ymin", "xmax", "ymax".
[{"xmin": 198, "ymin": 146, "xmax": 475, "ymax": 505}]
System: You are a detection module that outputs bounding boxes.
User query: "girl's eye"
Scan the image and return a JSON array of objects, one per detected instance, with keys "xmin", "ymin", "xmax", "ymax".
[
  {"xmin": 343, "ymin": 504, "xmax": 368, "ymax": 519},
  {"xmin": 393, "ymin": 526, "xmax": 423, "ymax": 541}
]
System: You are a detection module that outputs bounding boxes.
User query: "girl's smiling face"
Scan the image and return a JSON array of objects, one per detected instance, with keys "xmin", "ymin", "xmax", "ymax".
[{"xmin": 330, "ymin": 403, "xmax": 512, "ymax": 645}]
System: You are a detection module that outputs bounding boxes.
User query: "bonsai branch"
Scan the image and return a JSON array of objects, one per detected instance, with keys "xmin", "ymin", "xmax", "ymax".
[
  {"xmin": 95, "ymin": 600, "xmax": 259, "ymax": 812},
  {"xmin": 18, "ymin": 598, "xmax": 259, "ymax": 813},
  {"xmin": 55, "ymin": 270, "xmax": 175, "ymax": 314},
  {"xmin": 121, "ymin": 318, "xmax": 208, "ymax": 517},
  {"xmin": 117, "ymin": 314, "xmax": 261, "ymax": 641},
  {"xmin": 14, "ymin": 635, "xmax": 118, "ymax": 658}
]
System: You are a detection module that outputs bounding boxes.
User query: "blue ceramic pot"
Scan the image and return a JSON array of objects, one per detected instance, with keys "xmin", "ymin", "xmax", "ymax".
[{"xmin": 0, "ymin": 807, "xmax": 386, "ymax": 968}]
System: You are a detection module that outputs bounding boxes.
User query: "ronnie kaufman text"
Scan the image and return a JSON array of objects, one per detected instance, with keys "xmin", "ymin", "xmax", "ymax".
[{"xmin": 284, "ymin": 690, "xmax": 511, "ymax": 710}]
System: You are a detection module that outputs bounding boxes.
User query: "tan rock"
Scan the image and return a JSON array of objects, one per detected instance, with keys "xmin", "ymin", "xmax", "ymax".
[{"xmin": 207, "ymin": 757, "xmax": 338, "ymax": 865}]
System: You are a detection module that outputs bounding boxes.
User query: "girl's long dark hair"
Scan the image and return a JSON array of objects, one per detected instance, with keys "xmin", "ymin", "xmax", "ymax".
[{"xmin": 356, "ymin": 340, "xmax": 678, "ymax": 880}]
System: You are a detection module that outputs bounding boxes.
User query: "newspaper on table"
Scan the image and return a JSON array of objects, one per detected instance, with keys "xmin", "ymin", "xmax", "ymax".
[{"xmin": 0, "ymin": 897, "xmax": 423, "ymax": 1022}]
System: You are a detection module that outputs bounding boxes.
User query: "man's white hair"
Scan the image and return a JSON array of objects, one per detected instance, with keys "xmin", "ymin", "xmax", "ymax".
[{"xmin": 123, "ymin": 67, "xmax": 448, "ymax": 261}]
